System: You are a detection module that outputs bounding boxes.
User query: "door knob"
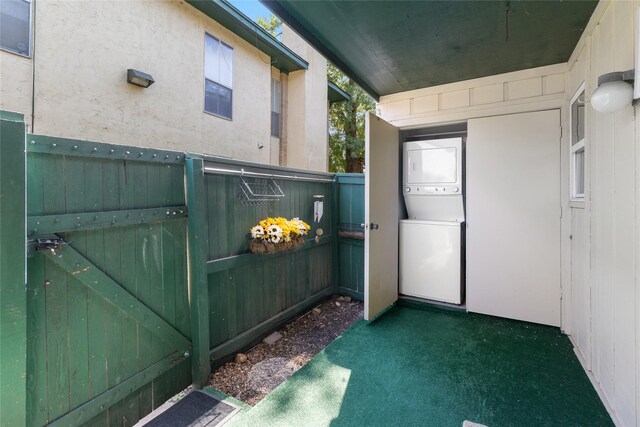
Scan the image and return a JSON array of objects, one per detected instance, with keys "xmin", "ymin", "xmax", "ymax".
[{"xmin": 370, "ymin": 223, "xmax": 379, "ymax": 230}]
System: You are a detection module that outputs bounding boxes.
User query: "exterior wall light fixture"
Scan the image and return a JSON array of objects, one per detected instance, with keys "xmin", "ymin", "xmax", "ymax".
[
  {"xmin": 127, "ymin": 69, "xmax": 155, "ymax": 88},
  {"xmin": 591, "ymin": 70, "xmax": 635, "ymax": 113}
]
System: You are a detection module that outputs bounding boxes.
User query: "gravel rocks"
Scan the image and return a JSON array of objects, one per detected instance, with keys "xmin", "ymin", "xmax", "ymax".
[{"xmin": 210, "ymin": 295, "xmax": 363, "ymax": 406}]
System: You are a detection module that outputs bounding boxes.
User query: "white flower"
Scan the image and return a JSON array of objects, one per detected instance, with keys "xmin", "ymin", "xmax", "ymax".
[
  {"xmin": 292, "ymin": 217, "xmax": 308, "ymax": 235},
  {"xmin": 267, "ymin": 224, "xmax": 283, "ymax": 243},
  {"xmin": 250, "ymin": 225, "xmax": 265, "ymax": 239}
]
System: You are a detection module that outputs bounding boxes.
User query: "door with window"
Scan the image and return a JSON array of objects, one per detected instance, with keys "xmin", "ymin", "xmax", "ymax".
[{"xmin": 569, "ymin": 86, "xmax": 591, "ymax": 367}]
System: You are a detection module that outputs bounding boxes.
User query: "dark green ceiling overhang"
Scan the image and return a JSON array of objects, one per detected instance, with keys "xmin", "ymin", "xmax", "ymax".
[
  {"xmin": 328, "ymin": 80, "xmax": 351, "ymax": 103},
  {"xmin": 262, "ymin": 0, "xmax": 598, "ymax": 100},
  {"xmin": 187, "ymin": 0, "xmax": 308, "ymax": 73}
]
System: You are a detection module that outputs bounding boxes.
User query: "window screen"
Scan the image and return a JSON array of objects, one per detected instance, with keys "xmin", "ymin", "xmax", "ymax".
[
  {"xmin": 204, "ymin": 34, "xmax": 233, "ymax": 119},
  {"xmin": 0, "ymin": 0, "xmax": 31, "ymax": 57}
]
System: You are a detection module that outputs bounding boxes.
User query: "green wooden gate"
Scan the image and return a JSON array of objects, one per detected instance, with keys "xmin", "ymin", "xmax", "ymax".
[{"xmin": 25, "ymin": 135, "xmax": 191, "ymax": 426}]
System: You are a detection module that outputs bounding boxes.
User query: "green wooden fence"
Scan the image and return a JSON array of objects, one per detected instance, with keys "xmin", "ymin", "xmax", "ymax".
[
  {"xmin": 25, "ymin": 134, "xmax": 191, "ymax": 426},
  {"xmin": 336, "ymin": 174, "xmax": 365, "ymax": 301},
  {"xmin": 185, "ymin": 157, "xmax": 338, "ymax": 380},
  {"xmin": 0, "ymin": 111, "xmax": 363, "ymax": 426}
]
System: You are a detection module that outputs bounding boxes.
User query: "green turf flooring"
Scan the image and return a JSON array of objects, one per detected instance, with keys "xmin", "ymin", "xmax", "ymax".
[{"xmin": 229, "ymin": 304, "xmax": 613, "ymax": 427}]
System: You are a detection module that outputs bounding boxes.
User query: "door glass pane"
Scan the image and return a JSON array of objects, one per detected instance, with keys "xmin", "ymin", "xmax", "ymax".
[
  {"xmin": 574, "ymin": 148, "xmax": 584, "ymax": 196},
  {"xmin": 0, "ymin": 0, "xmax": 31, "ymax": 56},
  {"xmin": 571, "ymin": 91, "xmax": 585, "ymax": 145}
]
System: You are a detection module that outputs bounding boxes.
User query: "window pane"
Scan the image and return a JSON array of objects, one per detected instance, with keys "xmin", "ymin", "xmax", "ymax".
[
  {"xmin": 271, "ymin": 111, "xmax": 280, "ymax": 138},
  {"xmin": 205, "ymin": 79, "xmax": 232, "ymax": 119},
  {"xmin": 271, "ymin": 78, "xmax": 281, "ymax": 113},
  {"xmin": 571, "ymin": 91, "xmax": 585, "ymax": 145},
  {"xmin": 204, "ymin": 34, "xmax": 220, "ymax": 82},
  {"xmin": 219, "ymin": 43, "xmax": 233, "ymax": 89},
  {"xmin": 575, "ymin": 148, "xmax": 584, "ymax": 196},
  {"xmin": 0, "ymin": 0, "xmax": 30, "ymax": 56}
]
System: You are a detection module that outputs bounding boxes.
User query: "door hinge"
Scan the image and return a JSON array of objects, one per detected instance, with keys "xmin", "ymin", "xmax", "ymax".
[
  {"xmin": 560, "ymin": 126, "xmax": 563, "ymax": 138},
  {"xmin": 560, "ymin": 205, "xmax": 563, "ymax": 218}
]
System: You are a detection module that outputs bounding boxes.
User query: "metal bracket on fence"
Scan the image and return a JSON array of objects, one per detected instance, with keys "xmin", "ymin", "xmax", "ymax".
[{"xmin": 27, "ymin": 234, "xmax": 68, "ymax": 257}]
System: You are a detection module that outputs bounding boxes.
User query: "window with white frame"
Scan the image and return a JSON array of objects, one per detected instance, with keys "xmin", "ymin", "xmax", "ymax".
[
  {"xmin": 570, "ymin": 85, "xmax": 586, "ymax": 200},
  {"xmin": 204, "ymin": 34, "xmax": 233, "ymax": 119},
  {"xmin": 0, "ymin": 0, "xmax": 32, "ymax": 57},
  {"xmin": 271, "ymin": 77, "xmax": 281, "ymax": 138}
]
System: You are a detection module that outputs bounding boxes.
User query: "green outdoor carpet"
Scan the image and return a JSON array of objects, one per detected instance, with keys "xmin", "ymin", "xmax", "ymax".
[{"xmin": 229, "ymin": 304, "xmax": 613, "ymax": 427}]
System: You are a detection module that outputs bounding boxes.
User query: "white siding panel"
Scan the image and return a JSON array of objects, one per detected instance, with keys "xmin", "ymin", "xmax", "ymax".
[
  {"xmin": 542, "ymin": 74, "xmax": 564, "ymax": 95},
  {"xmin": 470, "ymin": 84, "xmax": 503, "ymax": 105},
  {"xmin": 380, "ymin": 99, "xmax": 411, "ymax": 119},
  {"xmin": 411, "ymin": 94, "xmax": 439, "ymax": 114},
  {"xmin": 591, "ymin": 6, "xmax": 615, "ymax": 403},
  {"xmin": 571, "ymin": 208, "xmax": 591, "ymax": 364},
  {"xmin": 439, "ymin": 89, "xmax": 470, "ymax": 110},
  {"xmin": 611, "ymin": 3, "xmax": 637, "ymax": 425},
  {"xmin": 505, "ymin": 77, "xmax": 542, "ymax": 100}
]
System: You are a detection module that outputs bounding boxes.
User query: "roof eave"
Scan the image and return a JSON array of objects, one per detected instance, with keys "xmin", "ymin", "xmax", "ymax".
[
  {"xmin": 328, "ymin": 80, "xmax": 351, "ymax": 103},
  {"xmin": 187, "ymin": 0, "xmax": 309, "ymax": 74},
  {"xmin": 261, "ymin": 0, "xmax": 380, "ymax": 100}
]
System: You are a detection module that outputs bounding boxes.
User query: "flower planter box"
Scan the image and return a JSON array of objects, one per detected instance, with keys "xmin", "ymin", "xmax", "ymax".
[{"xmin": 249, "ymin": 236, "xmax": 305, "ymax": 254}]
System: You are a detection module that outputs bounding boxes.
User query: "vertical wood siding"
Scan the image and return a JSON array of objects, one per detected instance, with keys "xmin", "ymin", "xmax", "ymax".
[{"xmin": 566, "ymin": 2, "xmax": 638, "ymax": 425}]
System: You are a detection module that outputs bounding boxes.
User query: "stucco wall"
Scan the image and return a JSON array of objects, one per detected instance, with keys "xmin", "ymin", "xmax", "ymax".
[
  {"xmin": 0, "ymin": 0, "xmax": 330, "ymax": 169},
  {"xmin": 282, "ymin": 24, "xmax": 328, "ymax": 172},
  {"xmin": 0, "ymin": 51, "xmax": 33, "ymax": 130},
  {"xmin": 29, "ymin": 0, "xmax": 272, "ymax": 163}
]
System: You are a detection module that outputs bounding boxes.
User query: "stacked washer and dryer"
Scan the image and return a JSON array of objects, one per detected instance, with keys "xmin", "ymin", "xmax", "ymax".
[{"xmin": 399, "ymin": 138, "xmax": 465, "ymax": 304}]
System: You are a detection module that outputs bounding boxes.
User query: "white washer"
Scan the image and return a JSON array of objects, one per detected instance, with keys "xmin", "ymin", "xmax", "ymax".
[{"xmin": 399, "ymin": 219, "xmax": 463, "ymax": 304}]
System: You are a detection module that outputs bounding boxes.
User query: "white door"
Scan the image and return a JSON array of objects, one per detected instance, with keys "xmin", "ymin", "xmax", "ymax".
[
  {"xmin": 364, "ymin": 112, "xmax": 399, "ymax": 321},
  {"xmin": 466, "ymin": 110, "xmax": 561, "ymax": 326}
]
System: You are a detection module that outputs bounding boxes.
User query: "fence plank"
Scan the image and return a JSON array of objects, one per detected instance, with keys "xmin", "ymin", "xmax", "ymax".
[
  {"xmin": 0, "ymin": 114, "xmax": 27, "ymax": 426},
  {"xmin": 26, "ymin": 255, "xmax": 49, "ymax": 427},
  {"xmin": 67, "ymin": 232, "xmax": 90, "ymax": 411},
  {"xmin": 44, "ymin": 256, "xmax": 71, "ymax": 421},
  {"xmin": 185, "ymin": 158, "xmax": 211, "ymax": 387}
]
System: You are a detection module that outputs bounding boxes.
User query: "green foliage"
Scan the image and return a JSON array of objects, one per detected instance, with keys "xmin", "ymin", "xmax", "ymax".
[
  {"xmin": 328, "ymin": 63, "xmax": 375, "ymax": 173},
  {"xmin": 256, "ymin": 15, "xmax": 282, "ymax": 39}
]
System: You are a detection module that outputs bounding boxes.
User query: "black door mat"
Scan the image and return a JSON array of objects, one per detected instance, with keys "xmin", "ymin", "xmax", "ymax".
[{"xmin": 143, "ymin": 391, "xmax": 239, "ymax": 427}]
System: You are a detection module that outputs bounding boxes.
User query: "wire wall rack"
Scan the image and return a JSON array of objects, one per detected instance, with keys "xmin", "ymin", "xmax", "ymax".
[{"xmin": 237, "ymin": 175, "xmax": 285, "ymax": 206}]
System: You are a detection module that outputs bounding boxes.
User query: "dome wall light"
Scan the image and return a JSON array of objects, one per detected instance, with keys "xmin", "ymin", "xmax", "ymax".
[{"xmin": 591, "ymin": 70, "xmax": 635, "ymax": 113}]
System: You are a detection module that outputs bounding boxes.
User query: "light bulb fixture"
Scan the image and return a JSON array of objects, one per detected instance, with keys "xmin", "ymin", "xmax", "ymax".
[
  {"xmin": 591, "ymin": 70, "xmax": 635, "ymax": 113},
  {"xmin": 127, "ymin": 69, "xmax": 155, "ymax": 88}
]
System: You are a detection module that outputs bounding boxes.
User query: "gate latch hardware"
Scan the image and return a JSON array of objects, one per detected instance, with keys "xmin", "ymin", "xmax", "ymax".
[{"xmin": 28, "ymin": 234, "xmax": 67, "ymax": 257}]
